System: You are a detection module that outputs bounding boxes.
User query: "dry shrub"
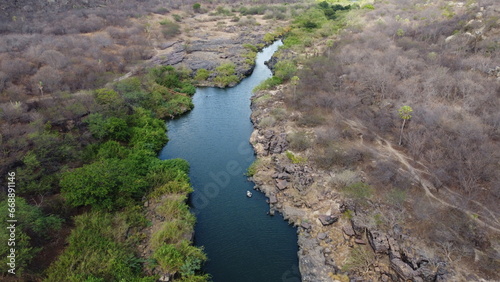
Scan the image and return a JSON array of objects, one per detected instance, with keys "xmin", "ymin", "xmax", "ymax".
[
  {"xmin": 297, "ymin": 113, "xmax": 325, "ymax": 127},
  {"xmin": 333, "ymin": 170, "xmax": 359, "ymax": 188},
  {"xmin": 287, "ymin": 131, "xmax": 311, "ymax": 152}
]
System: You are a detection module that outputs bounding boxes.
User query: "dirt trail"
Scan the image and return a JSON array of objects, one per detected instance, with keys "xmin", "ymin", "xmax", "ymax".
[
  {"xmin": 345, "ymin": 118, "xmax": 500, "ymax": 233},
  {"xmin": 378, "ymin": 138, "xmax": 500, "ymax": 233}
]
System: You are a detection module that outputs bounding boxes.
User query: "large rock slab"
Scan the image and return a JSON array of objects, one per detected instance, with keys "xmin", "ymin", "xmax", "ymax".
[
  {"xmin": 342, "ymin": 224, "xmax": 356, "ymax": 237},
  {"xmin": 318, "ymin": 215, "xmax": 338, "ymax": 226},
  {"xmin": 391, "ymin": 258, "xmax": 417, "ymax": 280},
  {"xmin": 276, "ymin": 179, "xmax": 290, "ymax": 190},
  {"xmin": 368, "ymin": 230, "xmax": 389, "ymax": 254}
]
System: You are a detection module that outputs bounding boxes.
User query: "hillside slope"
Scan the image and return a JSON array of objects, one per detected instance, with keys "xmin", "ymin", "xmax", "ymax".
[{"xmin": 250, "ymin": 0, "xmax": 500, "ymax": 280}]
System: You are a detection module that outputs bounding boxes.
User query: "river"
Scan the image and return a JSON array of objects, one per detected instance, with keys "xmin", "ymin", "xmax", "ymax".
[{"xmin": 158, "ymin": 41, "xmax": 300, "ymax": 282}]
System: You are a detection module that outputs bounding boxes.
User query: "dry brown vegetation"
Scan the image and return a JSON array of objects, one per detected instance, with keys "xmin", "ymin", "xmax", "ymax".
[{"xmin": 274, "ymin": 0, "xmax": 499, "ymax": 279}]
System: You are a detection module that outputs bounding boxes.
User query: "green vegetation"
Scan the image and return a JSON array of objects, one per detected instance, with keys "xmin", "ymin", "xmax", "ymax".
[
  {"xmin": 286, "ymin": 151, "xmax": 307, "ymax": 164},
  {"xmin": 245, "ymin": 159, "xmax": 261, "ymax": 177},
  {"xmin": 253, "ymin": 76, "xmax": 283, "ymax": 92},
  {"xmin": 342, "ymin": 209, "xmax": 355, "ymax": 220},
  {"xmin": 214, "ymin": 63, "xmax": 239, "ymax": 87},
  {"xmin": 386, "ymin": 188, "xmax": 407, "ymax": 207},
  {"xmin": 342, "ymin": 182, "xmax": 373, "ymax": 202},
  {"xmin": 361, "ymin": 4, "xmax": 375, "ymax": 10},
  {"xmin": 193, "ymin": 3, "xmax": 201, "ymax": 13},
  {"xmin": 194, "ymin": 68, "xmax": 210, "ymax": 81},
  {"xmin": 160, "ymin": 20, "xmax": 181, "ymax": 39},
  {"xmin": 253, "ymin": 93, "xmax": 272, "ymax": 105},
  {"xmin": 243, "ymin": 44, "xmax": 258, "ymax": 65},
  {"xmin": 213, "ymin": 6, "xmax": 232, "ymax": 16},
  {"xmin": 398, "ymin": 105, "xmax": 413, "ymax": 145},
  {"xmin": 45, "ymin": 211, "xmax": 154, "ymax": 281},
  {"xmin": 274, "ymin": 60, "xmax": 297, "ymax": 81},
  {"xmin": 318, "ymin": 1, "xmax": 352, "ymax": 20},
  {"xmin": 38, "ymin": 63, "xmax": 205, "ymax": 280}
]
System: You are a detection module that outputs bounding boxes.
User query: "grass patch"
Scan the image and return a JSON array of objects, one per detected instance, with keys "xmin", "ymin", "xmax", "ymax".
[
  {"xmin": 343, "ymin": 181, "xmax": 373, "ymax": 202},
  {"xmin": 45, "ymin": 212, "xmax": 152, "ymax": 281},
  {"xmin": 253, "ymin": 76, "xmax": 283, "ymax": 92},
  {"xmin": 286, "ymin": 150, "xmax": 308, "ymax": 164},
  {"xmin": 252, "ymin": 93, "xmax": 272, "ymax": 104},
  {"xmin": 245, "ymin": 159, "xmax": 261, "ymax": 177}
]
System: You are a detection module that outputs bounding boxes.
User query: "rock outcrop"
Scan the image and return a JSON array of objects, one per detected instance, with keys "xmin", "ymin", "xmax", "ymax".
[{"xmin": 152, "ymin": 28, "xmax": 269, "ymax": 87}]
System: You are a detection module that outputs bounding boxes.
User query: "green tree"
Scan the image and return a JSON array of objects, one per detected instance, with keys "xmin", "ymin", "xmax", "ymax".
[
  {"xmin": 398, "ymin": 105, "xmax": 413, "ymax": 145},
  {"xmin": 86, "ymin": 114, "xmax": 131, "ymax": 142},
  {"xmin": 94, "ymin": 88, "xmax": 121, "ymax": 105},
  {"xmin": 193, "ymin": 3, "xmax": 201, "ymax": 13},
  {"xmin": 60, "ymin": 158, "xmax": 149, "ymax": 210}
]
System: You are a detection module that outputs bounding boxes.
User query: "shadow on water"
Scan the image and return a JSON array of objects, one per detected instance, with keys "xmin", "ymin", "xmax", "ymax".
[{"xmin": 159, "ymin": 41, "xmax": 300, "ymax": 282}]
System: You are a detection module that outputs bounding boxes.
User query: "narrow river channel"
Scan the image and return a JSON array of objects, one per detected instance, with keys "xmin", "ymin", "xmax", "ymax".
[{"xmin": 159, "ymin": 41, "xmax": 300, "ymax": 281}]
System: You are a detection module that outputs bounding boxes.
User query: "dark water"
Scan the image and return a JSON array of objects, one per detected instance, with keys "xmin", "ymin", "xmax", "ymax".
[{"xmin": 159, "ymin": 41, "xmax": 300, "ymax": 282}]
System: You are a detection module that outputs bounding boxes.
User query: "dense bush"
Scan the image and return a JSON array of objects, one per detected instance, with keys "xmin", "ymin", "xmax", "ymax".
[
  {"xmin": 274, "ymin": 60, "xmax": 297, "ymax": 81},
  {"xmin": 194, "ymin": 68, "xmax": 210, "ymax": 81},
  {"xmin": 214, "ymin": 63, "xmax": 239, "ymax": 87}
]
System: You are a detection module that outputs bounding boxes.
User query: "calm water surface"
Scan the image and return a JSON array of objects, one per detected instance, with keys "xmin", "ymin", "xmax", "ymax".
[{"xmin": 159, "ymin": 41, "xmax": 300, "ymax": 282}]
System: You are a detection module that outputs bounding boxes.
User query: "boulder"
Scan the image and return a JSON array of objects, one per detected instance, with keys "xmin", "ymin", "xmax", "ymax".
[
  {"xmin": 263, "ymin": 130, "xmax": 274, "ymax": 139},
  {"xmin": 284, "ymin": 164, "xmax": 297, "ymax": 174},
  {"xmin": 301, "ymin": 222, "xmax": 311, "ymax": 230},
  {"xmin": 417, "ymin": 262, "xmax": 437, "ymax": 282},
  {"xmin": 342, "ymin": 224, "xmax": 356, "ymax": 237},
  {"xmin": 269, "ymin": 195, "xmax": 278, "ymax": 204},
  {"xmin": 317, "ymin": 232, "xmax": 327, "ymax": 240},
  {"xmin": 318, "ymin": 215, "xmax": 338, "ymax": 226},
  {"xmin": 368, "ymin": 230, "xmax": 389, "ymax": 254},
  {"xmin": 276, "ymin": 179, "xmax": 289, "ymax": 190},
  {"xmin": 277, "ymin": 172, "xmax": 291, "ymax": 180},
  {"xmin": 298, "ymin": 173, "xmax": 314, "ymax": 186},
  {"xmin": 387, "ymin": 237, "xmax": 401, "ymax": 259},
  {"xmin": 270, "ymin": 133, "xmax": 288, "ymax": 154},
  {"xmin": 350, "ymin": 216, "xmax": 367, "ymax": 235}
]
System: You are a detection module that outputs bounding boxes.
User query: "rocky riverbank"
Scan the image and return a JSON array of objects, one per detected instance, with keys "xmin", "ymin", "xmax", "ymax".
[{"xmin": 249, "ymin": 87, "xmax": 453, "ymax": 282}]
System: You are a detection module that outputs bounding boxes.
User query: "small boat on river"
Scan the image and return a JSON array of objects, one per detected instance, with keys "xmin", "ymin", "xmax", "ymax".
[{"xmin": 246, "ymin": 190, "xmax": 253, "ymax": 198}]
